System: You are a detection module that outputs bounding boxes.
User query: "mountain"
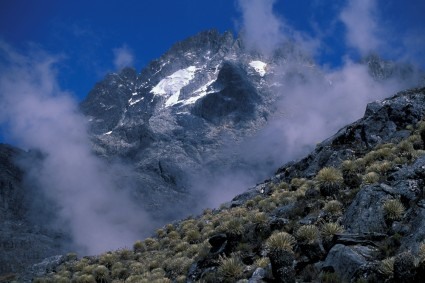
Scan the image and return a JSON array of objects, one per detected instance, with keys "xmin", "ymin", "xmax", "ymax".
[
  {"xmin": 34, "ymin": 86, "xmax": 425, "ymax": 282},
  {"xmin": 1, "ymin": 30, "xmax": 424, "ymax": 281}
]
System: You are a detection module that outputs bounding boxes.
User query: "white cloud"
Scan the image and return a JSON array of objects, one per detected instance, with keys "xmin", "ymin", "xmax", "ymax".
[
  {"xmin": 113, "ymin": 45, "xmax": 134, "ymax": 70},
  {"xmin": 339, "ymin": 0, "xmax": 381, "ymax": 55},
  {"xmin": 237, "ymin": 0, "xmax": 282, "ymax": 55},
  {"xmin": 0, "ymin": 41, "xmax": 151, "ymax": 255},
  {"xmin": 237, "ymin": 0, "xmax": 319, "ymax": 57}
]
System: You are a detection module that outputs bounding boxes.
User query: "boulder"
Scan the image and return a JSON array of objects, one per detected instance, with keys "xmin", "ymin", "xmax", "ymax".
[{"xmin": 321, "ymin": 244, "xmax": 371, "ymax": 281}]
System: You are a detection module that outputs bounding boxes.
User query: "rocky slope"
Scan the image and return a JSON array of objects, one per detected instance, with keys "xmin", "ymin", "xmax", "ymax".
[
  {"xmin": 1, "ymin": 29, "xmax": 424, "ymax": 281},
  {"xmin": 32, "ymin": 87, "xmax": 425, "ymax": 282}
]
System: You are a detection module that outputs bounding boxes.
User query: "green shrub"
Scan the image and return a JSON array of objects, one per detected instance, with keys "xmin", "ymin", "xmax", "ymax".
[
  {"xmin": 321, "ymin": 223, "xmax": 344, "ymax": 238},
  {"xmin": 362, "ymin": 172, "xmax": 380, "ymax": 184},
  {"xmin": 254, "ymin": 257, "xmax": 270, "ymax": 268},
  {"xmin": 266, "ymin": 232, "xmax": 296, "ymax": 252},
  {"xmin": 75, "ymin": 274, "xmax": 96, "ymax": 283},
  {"xmin": 315, "ymin": 167, "xmax": 343, "ymax": 196},
  {"xmin": 129, "ymin": 262, "xmax": 146, "ymax": 275},
  {"xmin": 321, "ymin": 272, "xmax": 341, "ymax": 283},
  {"xmin": 341, "ymin": 160, "xmax": 356, "ymax": 173},
  {"xmin": 218, "ymin": 255, "xmax": 244, "ymax": 281},
  {"xmin": 252, "ymin": 211, "xmax": 268, "ymax": 224},
  {"xmin": 133, "ymin": 241, "xmax": 145, "ymax": 253},
  {"xmin": 295, "ymin": 225, "xmax": 320, "ymax": 244},
  {"xmin": 220, "ymin": 218, "xmax": 245, "ymax": 235},
  {"xmin": 323, "ymin": 200, "xmax": 343, "ymax": 215},
  {"xmin": 383, "ymin": 199, "xmax": 405, "ymax": 221},
  {"xmin": 366, "ymin": 161, "xmax": 392, "ymax": 174},
  {"xmin": 379, "ymin": 257, "xmax": 395, "ymax": 276},
  {"xmin": 164, "ymin": 256, "xmax": 192, "ymax": 277},
  {"xmin": 290, "ymin": 178, "xmax": 306, "ymax": 190},
  {"xmin": 184, "ymin": 229, "xmax": 202, "ymax": 244},
  {"xmin": 92, "ymin": 265, "xmax": 109, "ymax": 283}
]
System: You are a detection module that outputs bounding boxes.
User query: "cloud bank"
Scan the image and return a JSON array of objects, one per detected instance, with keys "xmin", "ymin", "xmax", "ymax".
[
  {"xmin": 0, "ymin": 42, "xmax": 150, "ymax": 255},
  {"xmin": 193, "ymin": 0, "xmax": 424, "ymax": 208},
  {"xmin": 340, "ymin": 0, "xmax": 381, "ymax": 55}
]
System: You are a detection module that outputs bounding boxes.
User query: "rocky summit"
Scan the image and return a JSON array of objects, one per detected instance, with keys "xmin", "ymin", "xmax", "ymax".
[{"xmin": 1, "ymin": 29, "xmax": 425, "ymax": 282}]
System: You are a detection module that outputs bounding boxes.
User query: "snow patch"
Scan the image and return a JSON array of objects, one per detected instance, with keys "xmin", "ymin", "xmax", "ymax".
[
  {"xmin": 249, "ymin": 61, "xmax": 267, "ymax": 77},
  {"xmin": 181, "ymin": 80, "xmax": 216, "ymax": 105},
  {"xmin": 150, "ymin": 66, "xmax": 199, "ymax": 107},
  {"xmin": 128, "ymin": 97, "xmax": 144, "ymax": 106}
]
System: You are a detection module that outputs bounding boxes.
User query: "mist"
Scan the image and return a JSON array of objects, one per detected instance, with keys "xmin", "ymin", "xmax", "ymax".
[
  {"xmin": 0, "ymin": 42, "xmax": 151, "ymax": 255},
  {"xmin": 193, "ymin": 0, "xmax": 424, "ymax": 208}
]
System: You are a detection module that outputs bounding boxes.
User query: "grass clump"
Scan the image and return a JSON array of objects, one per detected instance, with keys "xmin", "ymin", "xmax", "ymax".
[
  {"xmin": 266, "ymin": 231, "xmax": 296, "ymax": 252},
  {"xmin": 379, "ymin": 257, "xmax": 395, "ymax": 276},
  {"xmin": 321, "ymin": 223, "xmax": 344, "ymax": 238},
  {"xmin": 218, "ymin": 255, "xmax": 244, "ymax": 281},
  {"xmin": 92, "ymin": 265, "xmax": 109, "ymax": 283},
  {"xmin": 323, "ymin": 200, "xmax": 343, "ymax": 216},
  {"xmin": 315, "ymin": 167, "xmax": 343, "ymax": 196},
  {"xmin": 383, "ymin": 199, "xmax": 405, "ymax": 221},
  {"xmin": 362, "ymin": 172, "xmax": 380, "ymax": 184},
  {"xmin": 295, "ymin": 225, "xmax": 320, "ymax": 244}
]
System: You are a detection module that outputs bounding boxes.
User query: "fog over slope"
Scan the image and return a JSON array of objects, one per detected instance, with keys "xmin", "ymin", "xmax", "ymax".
[
  {"xmin": 0, "ymin": 0, "xmax": 423, "ymax": 256},
  {"xmin": 0, "ymin": 43, "xmax": 153, "ymax": 255}
]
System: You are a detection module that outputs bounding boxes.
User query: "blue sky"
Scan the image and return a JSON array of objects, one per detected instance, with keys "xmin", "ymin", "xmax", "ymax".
[
  {"xmin": 0, "ymin": 0, "xmax": 424, "ymax": 102},
  {"xmin": 0, "ymin": 0, "xmax": 425, "ymax": 103}
]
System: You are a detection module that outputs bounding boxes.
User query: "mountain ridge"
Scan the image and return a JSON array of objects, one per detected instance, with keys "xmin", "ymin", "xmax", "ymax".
[{"xmin": 1, "ymin": 29, "xmax": 425, "ymax": 281}]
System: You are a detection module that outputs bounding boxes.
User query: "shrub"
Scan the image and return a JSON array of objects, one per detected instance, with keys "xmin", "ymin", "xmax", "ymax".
[
  {"xmin": 366, "ymin": 161, "xmax": 393, "ymax": 174},
  {"xmin": 315, "ymin": 167, "xmax": 343, "ymax": 196},
  {"xmin": 295, "ymin": 225, "xmax": 320, "ymax": 244},
  {"xmin": 254, "ymin": 257, "xmax": 270, "ymax": 268},
  {"xmin": 184, "ymin": 229, "xmax": 202, "ymax": 244},
  {"xmin": 244, "ymin": 199, "xmax": 256, "ymax": 208},
  {"xmin": 129, "ymin": 262, "xmax": 146, "ymax": 275},
  {"xmin": 164, "ymin": 256, "xmax": 192, "ymax": 277},
  {"xmin": 379, "ymin": 257, "xmax": 395, "ymax": 276},
  {"xmin": 266, "ymin": 232, "xmax": 296, "ymax": 252},
  {"xmin": 99, "ymin": 253, "xmax": 117, "ymax": 269},
  {"xmin": 321, "ymin": 272, "xmax": 341, "ymax": 283},
  {"xmin": 383, "ymin": 199, "xmax": 405, "ymax": 221},
  {"xmin": 362, "ymin": 172, "xmax": 380, "ymax": 184},
  {"xmin": 321, "ymin": 223, "xmax": 344, "ymax": 238},
  {"xmin": 220, "ymin": 218, "xmax": 245, "ymax": 235},
  {"xmin": 76, "ymin": 274, "xmax": 96, "ymax": 283},
  {"xmin": 133, "ymin": 240, "xmax": 145, "ymax": 253},
  {"xmin": 92, "ymin": 265, "xmax": 109, "ymax": 283},
  {"xmin": 252, "ymin": 211, "xmax": 268, "ymax": 224},
  {"xmin": 341, "ymin": 160, "xmax": 359, "ymax": 173},
  {"xmin": 144, "ymin": 238, "xmax": 159, "ymax": 251},
  {"xmin": 323, "ymin": 200, "xmax": 343, "ymax": 215},
  {"xmin": 118, "ymin": 248, "xmax": 134, "ymax": 260},
  {"xmin": 290, "ymin": 178, "xmax": 306, "ymax": 190},
  {"xmin": 218, "ymin": 255, "xmax": 244, "ymax": 281},
  {"xmin": 156, "ymin": 228, "xmax": 166, "ymax": 238},
  {"xmin": 258, "ymin": 198, "xmax": 277, "ymax": 212},
  {"xmin": 167, "ymin": 230, "xmax": 181, "ymax": 241}
]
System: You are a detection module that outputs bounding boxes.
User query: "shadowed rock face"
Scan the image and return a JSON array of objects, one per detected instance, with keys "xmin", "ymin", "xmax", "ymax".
[{"xmin": 0, "ymin": 145, "xmax": 67, "ymax": 279}]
